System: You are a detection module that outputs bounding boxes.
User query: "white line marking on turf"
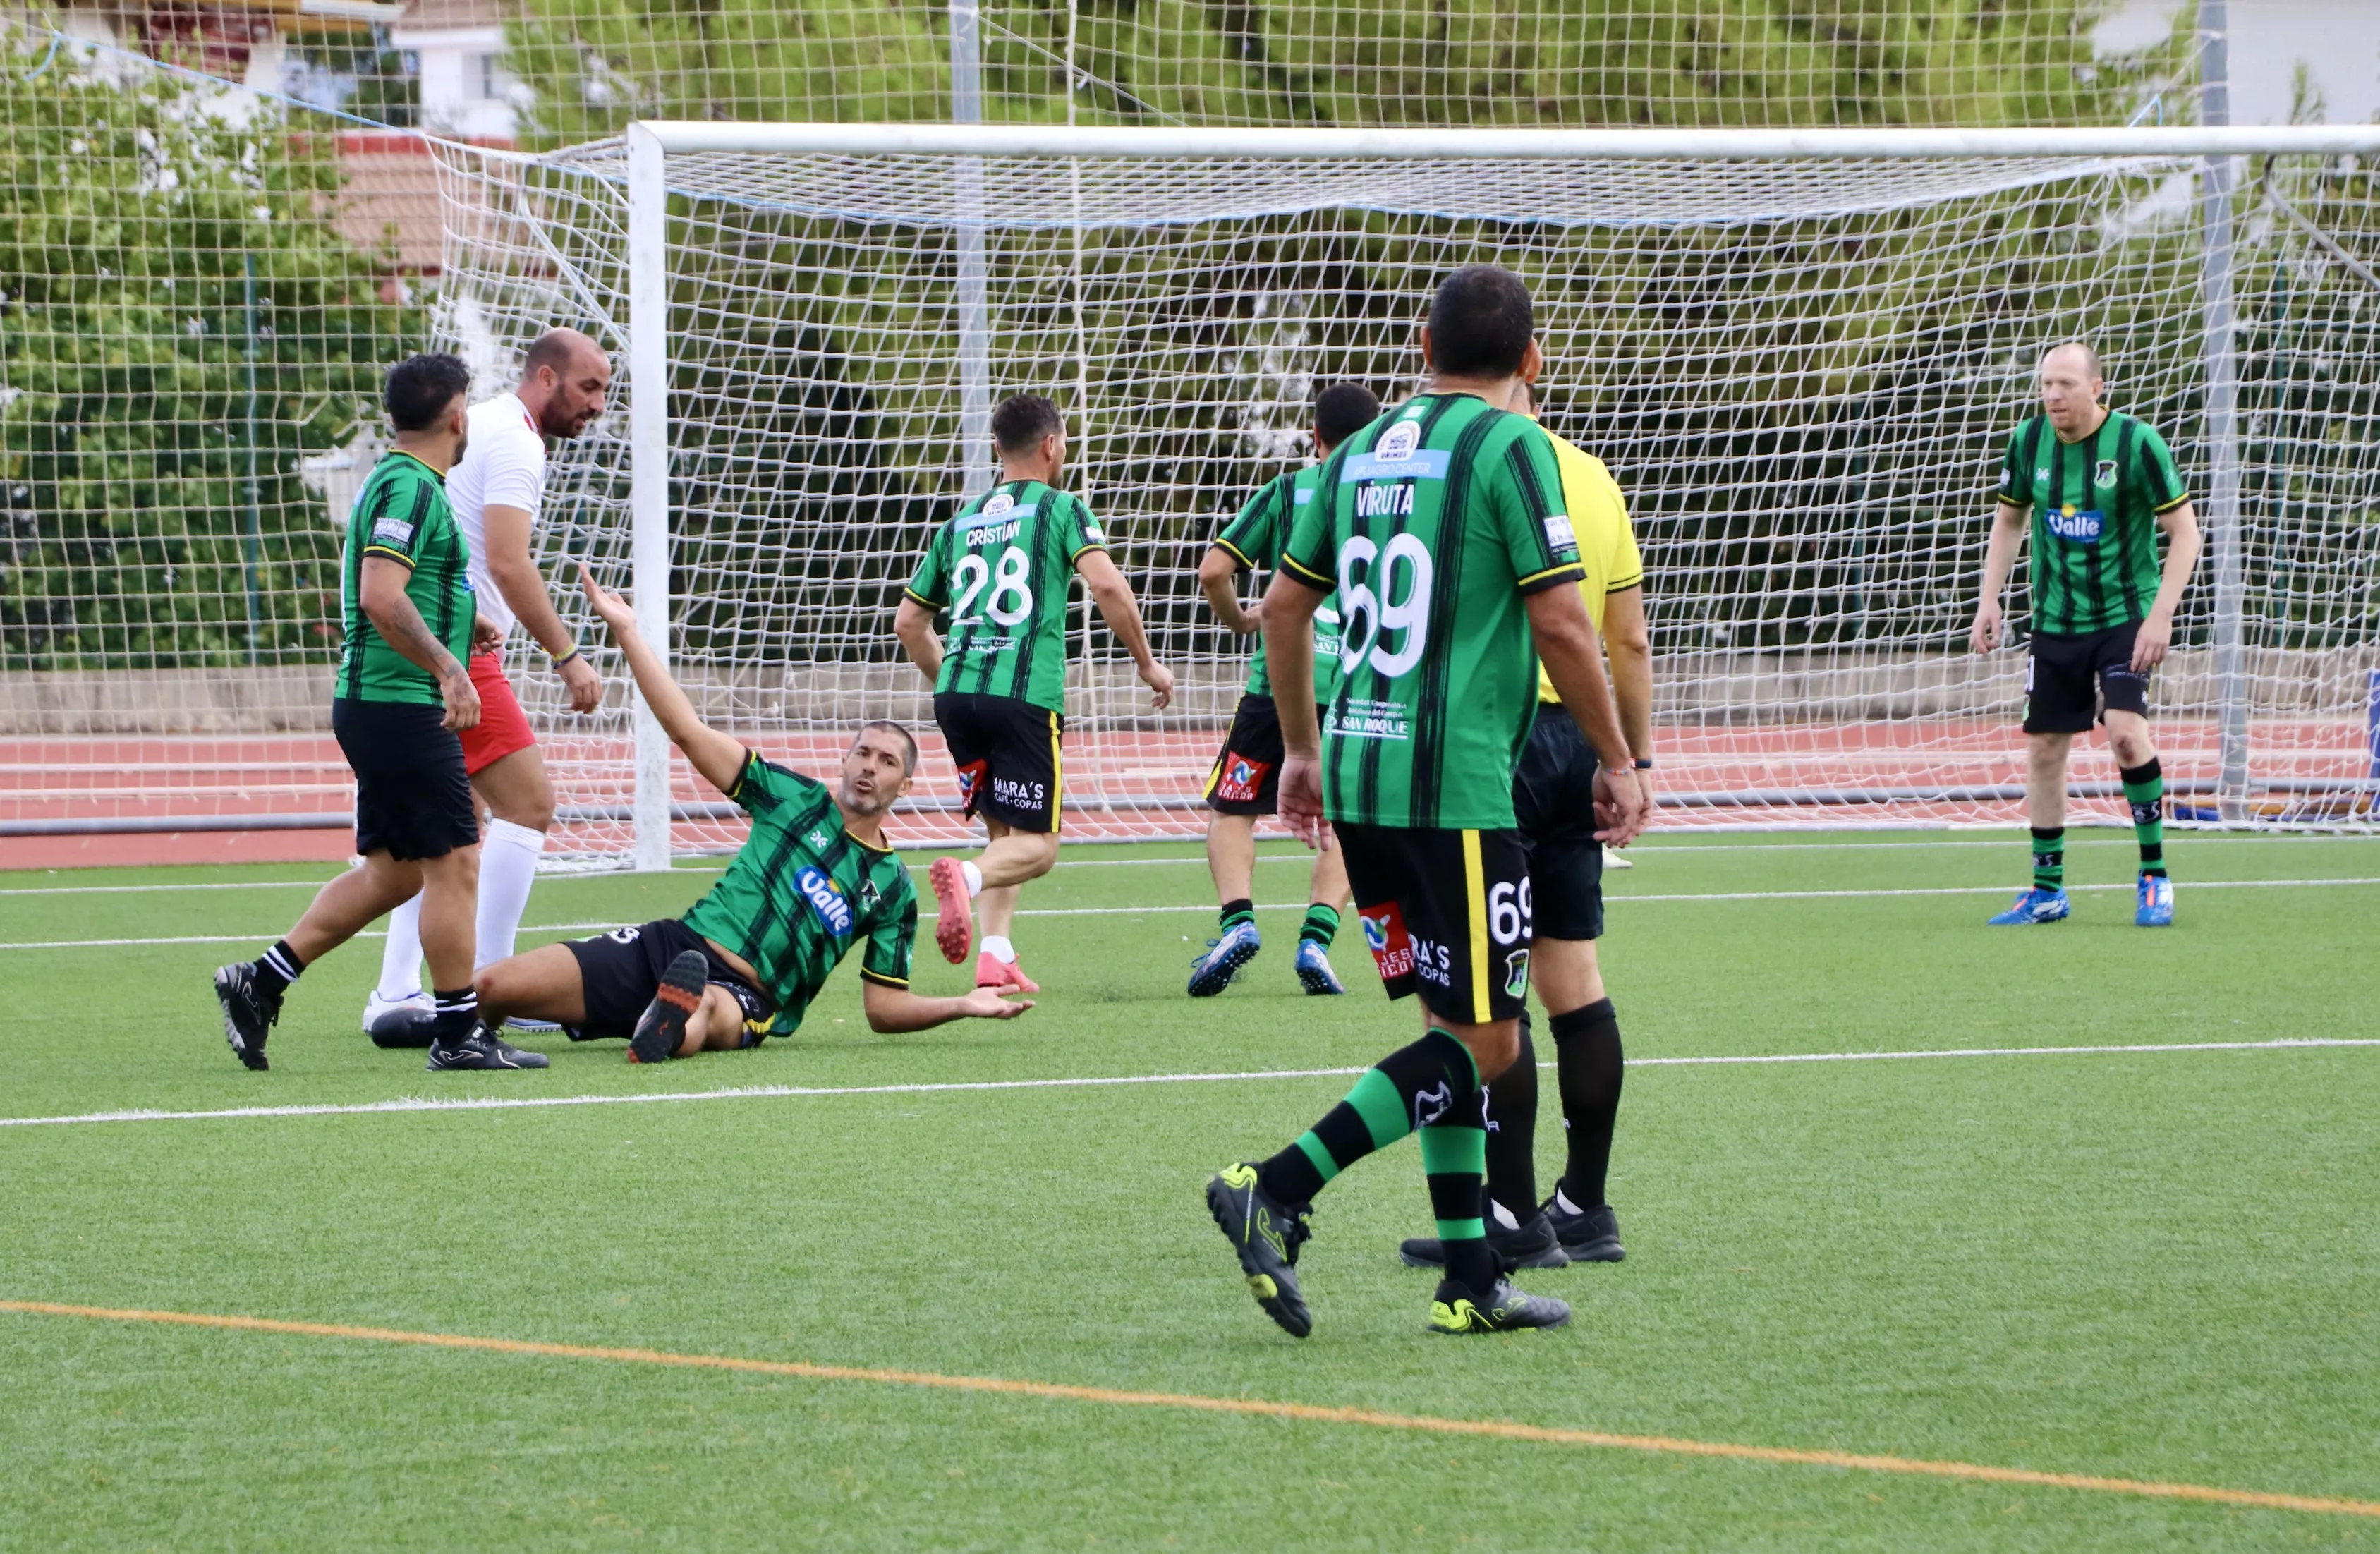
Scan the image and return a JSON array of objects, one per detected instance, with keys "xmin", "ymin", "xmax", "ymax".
[
  {"xmin": 3, "ymin": 1038, "xmax": 2371, "ymax": 1131},
  {"xmin": 8, "ymin": 876, "xmax": 2378, "ymax": 952}
]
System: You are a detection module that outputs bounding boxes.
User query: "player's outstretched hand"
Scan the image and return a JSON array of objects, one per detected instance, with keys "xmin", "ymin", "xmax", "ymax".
[
  {"xmin": 439, "ymin": 661, "xmax": 482, "ymax": 732},
  {"xmin": 2132, "ymin": 608, "xmax": 2173, "ymax": 672},
  {"xmin": 559, "ymin": 652, "xmax": 603, "ymax": 715},
  {"xmin": 1140, "ymin": 660, "xmax": 1176, "ymax": 710},
  {"xmin": 957, "ymin": 988, "xmax": 1033, "ymax": 1020},
  {"xmin": 1277, "ymin": 753, "xmax": 1328, "ymax": 849},
  {"xmin": 578, "ymin": 564, "xmax": 637, "ymax": 640},
  {"xmin": 1969, "ymin": 599, "xmax": 2003, "ymax": 654}
]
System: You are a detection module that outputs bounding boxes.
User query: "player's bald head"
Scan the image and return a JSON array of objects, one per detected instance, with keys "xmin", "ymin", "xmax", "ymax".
[
  {"xmin": 524, "ymin": 327, "xmax": 605, "ymax": 377},
  {"xmin": 2041, "ymin": 339, "xmax": 2103, "ymax": 386}
]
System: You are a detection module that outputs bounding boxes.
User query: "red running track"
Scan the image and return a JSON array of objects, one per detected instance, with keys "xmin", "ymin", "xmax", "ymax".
[{"xmin": 3, "ymin": 719, "xmax": 2369, "ymax": 870}]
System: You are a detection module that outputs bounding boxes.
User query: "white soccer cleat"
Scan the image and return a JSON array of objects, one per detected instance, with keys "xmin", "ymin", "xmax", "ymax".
[{"xmin": 361, "ymin": 988, "xmax": 432, "ymax": 1033}]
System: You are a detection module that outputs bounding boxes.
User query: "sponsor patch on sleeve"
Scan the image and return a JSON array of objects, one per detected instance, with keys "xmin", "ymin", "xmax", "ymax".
[
  {"xmin": 1082, "ymin": 524, "xmax": 1105, "ymax": 543},
  {"xmin": 371, "ymin": 517, "xmax": 415, "ymax": 547},
  {"xmin": 1542, "ymin": 514, "xmax": 1577, "ymax": 552}
]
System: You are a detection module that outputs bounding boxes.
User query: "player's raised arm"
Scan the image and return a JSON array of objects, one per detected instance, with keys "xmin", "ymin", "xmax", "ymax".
[{"xmin": 577, "ymin": 564, "xmax": 746, "ymax": 795}]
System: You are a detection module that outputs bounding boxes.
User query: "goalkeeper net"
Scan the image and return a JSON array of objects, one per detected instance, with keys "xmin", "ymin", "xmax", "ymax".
[{"xmin": 427, "ymin": 126, "xmax": 2380, "ymax": 861}]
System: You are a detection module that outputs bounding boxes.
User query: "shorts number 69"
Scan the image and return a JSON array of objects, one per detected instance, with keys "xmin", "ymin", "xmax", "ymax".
[{"xmin": 1488, "ymin": 878, "xmax": 1533, "ymax": 946}]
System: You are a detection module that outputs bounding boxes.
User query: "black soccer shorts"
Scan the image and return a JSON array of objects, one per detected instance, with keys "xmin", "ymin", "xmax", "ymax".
[
  {"xmin": 563, "ymin": 918, "xmax": 777, "ymax": 1046},
  {"xmin": 332, "ymin": 696, "xmax": 478, "ymax": 862},
  {"xmin": 2024, "ymin": 620, "xmax": 2151, "ymax": 734},
  {"xmin": 1204, "ymin": 693, "xmax": 1285, "ymax": 816},
  {"xmin": 1333, "ymin": 821, "xmax": 1536, "ymax": 1026},
  {"xmin": 935, "ymin": 691, "xmax": 1064, "ymax": 833},
  {"xmin": 1511, "ymin": 703, "xmax": 1605, "ymax": 942}
]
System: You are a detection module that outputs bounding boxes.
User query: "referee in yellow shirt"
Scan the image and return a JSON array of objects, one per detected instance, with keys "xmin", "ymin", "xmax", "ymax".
[{"xmin": 1400, "ymin": 377, "xmax": 1653, "ymax": 1270}]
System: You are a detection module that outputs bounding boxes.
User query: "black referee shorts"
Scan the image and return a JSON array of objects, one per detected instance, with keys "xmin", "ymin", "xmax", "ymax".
[
  {"xmin": 1512, "ymin": 703, "xmax": 1605, "ymax": 942},
  {"xmin": 332, "ymin": 697, "xmax": 478, "ymax": 862}
]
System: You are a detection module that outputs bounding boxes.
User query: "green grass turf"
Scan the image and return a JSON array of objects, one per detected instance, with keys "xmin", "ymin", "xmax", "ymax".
[{"xmin": 2, "ymin": 831, "xmax": 2376, "ymax": 1549}]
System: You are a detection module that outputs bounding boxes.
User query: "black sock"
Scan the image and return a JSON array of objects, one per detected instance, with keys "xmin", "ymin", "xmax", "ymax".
[
  {"xmin": 1481, "ymin": 1008, "xmax": 1539, "ymax": 1220},
  {"xmin": 1298, "ymin": 902, "xmax": 1341, "ymax": 948},
  {"xmin": 253, "ymin": 940, "xmax": 305, "ymax": 995},
  {"xmin": 2031, "ymin": 826, "xmax": 2065, "ymax": 892},
  {"xmin": 1551, "ymin": 998, "xmax": 1623, "ymax": 1210},
  {"xmin": 1218, "ymin": 897, "xmax": 1255, "ymax": 933},
  {"xmin": 431, "ymin": 986, "xmax": 479, "ymax": 1044},
  {"xmin": 1258, "ymin": 1028, "xmax": 1479, "ymax": 1205}
]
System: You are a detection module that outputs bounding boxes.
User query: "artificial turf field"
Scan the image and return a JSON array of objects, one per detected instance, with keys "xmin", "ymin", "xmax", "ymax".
[{"xmin": 1, "ymin": 829, "xmax": 2376, "ymax": 1550}]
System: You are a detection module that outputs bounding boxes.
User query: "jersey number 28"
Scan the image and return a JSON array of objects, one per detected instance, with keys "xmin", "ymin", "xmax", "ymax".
[{"xmin": 952, "ymin": 546, "xmax": 1035, "ymax": 628}]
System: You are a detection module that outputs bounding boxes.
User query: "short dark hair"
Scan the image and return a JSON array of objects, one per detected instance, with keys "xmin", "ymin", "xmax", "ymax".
[
  {"xmin": 1313, "ymin": 383, "xmax": 1381, "ymax": 450},
  {"xmin": 1427, "ymin": 265, "xmax": 1535, "ymax": 378},
  {"xmin": 992, "ymin": 393, "xmax": 1065, "ymax": 455},
  {"xmin": 386, "ymin": 353, "xmax": 472, "ymax": 432},
  {"xmin": 853, "ymin": 719, "xmax": 918, "ymax": 775}
]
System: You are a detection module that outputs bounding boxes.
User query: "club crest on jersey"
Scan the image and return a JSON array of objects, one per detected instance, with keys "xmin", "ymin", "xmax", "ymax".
[
  {"xmin": 2046, "ymin": 504, "xmax": 2105, "ymax": 544},
  {"xmin": 797, "ymin": 867, "xmax": 854, "ymax": 937},
  {"xmin": 2094, "ymin": 458, "xmax": 2119, "ymax": 489},
  {"xmin": 1504, "ymin": 948, "xmax": 1531, "ymax": 1000},
  {"xmin": 1215, "ymin": 754, "xmax": 1271, "ymax": 804},
  {"xmin": 1358, "ymin": 901, "xmax": 1413, "ymax": 981}
]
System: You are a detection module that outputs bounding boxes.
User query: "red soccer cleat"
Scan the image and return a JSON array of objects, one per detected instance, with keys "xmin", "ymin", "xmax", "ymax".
[
  {"xmin": 976, "ymin": 952, "xmax": 1039, "ymax": 994},
  {"xmin": 928, "ymin": 856, "xmax": 973, "ymax": 964}
]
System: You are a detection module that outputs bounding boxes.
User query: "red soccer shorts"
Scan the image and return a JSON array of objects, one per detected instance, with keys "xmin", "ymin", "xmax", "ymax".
[{"xmin": 459, "ymin": 648, "xmax": 537, "ymax": 776}]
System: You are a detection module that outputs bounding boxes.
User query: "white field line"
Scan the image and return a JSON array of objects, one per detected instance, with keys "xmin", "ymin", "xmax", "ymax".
[
  {"xmin": 2, "ymin": 1037, "xmax": 2372, "ymax": 1131},
  {"xmin": 6, "ymin": 832, "xmax": 2374, "ymax": 898},
  {"xmin": 8, "ymin": 876, "xmax": 2379, "ymax": 952}
]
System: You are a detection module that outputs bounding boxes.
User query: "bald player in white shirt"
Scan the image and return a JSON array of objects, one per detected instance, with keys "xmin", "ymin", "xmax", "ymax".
[{"xmin": 365, "ymin": 329, "xmax": 612, "ymax": 1037}]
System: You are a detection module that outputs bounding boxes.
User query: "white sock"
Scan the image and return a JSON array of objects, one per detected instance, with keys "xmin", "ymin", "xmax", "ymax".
[
  {"xmin": 961, "ymin": 860, "xmax": 984, "ymax": 897},
  {"xmin": 474, "ymin": 818, "xmax": 547, "ymax": 970},
  {"xmin": 981, "ymin": 934, "xmax": 1016, "ymax": 965},
  {"xmin": 1488, "ymin": 1197, "xmax": 1522, "ymax": 1230},
  {"xmin": 1554, "ymin": 1186, "xmax": 1584, "ymax": 1216},
  {"xmin": 375, "ymin": 892, "xmax": 426, "ymax": 1002}
]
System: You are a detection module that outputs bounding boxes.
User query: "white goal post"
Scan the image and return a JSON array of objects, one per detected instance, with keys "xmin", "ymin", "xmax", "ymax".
[{"xmin": 432, "ymin": 121, "xmax": 2380, "ymax": 868}]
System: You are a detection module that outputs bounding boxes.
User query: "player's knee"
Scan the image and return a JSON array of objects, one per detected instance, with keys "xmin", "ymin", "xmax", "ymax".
[{"xmin": 693, "ymin": 986, "xmax": 746, "ymax": 1052}]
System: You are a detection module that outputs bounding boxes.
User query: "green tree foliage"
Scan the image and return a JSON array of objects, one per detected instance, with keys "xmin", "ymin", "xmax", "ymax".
[
  {"xmin": 504, "ymin": 0, "xmax": 2188, "ymax": 150},
  {"xmin": 0, "ymin": 30, "xmax": 421, "ymax": 669}
]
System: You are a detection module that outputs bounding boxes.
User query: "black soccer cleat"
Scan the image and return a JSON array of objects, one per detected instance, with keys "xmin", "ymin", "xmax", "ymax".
[
  {"xmin": 1424, "ymin": 1275, "xmax": 1571, "ymax": 1335},
  {"xmin": 365, "ymin": 1004, "xmax": 440, "ymax": 1050},
  {"xmin": 212, "ymin": 961, "xmax": 281, "ymax": 1072},
  {"xmin": 1398, "ymin": 1207, "xmax": 1570, "ymax": 1270},
  {"xmin": 1543, "ymin": 1197, "xmax": 1625, "ymax": 1263},
  {"xmin": 425, "ymin": 1024, "xmax": 550, "ymax": 1071},
  {"xmin": 1205, "ymin": 1163, "xmax": 1313, "ymax": 1339},
  {"xmin": 629, "ymin": 950, "xmax": 709, "ymax": 1065}
]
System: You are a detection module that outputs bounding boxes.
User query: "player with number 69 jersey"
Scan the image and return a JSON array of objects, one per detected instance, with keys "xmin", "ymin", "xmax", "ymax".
[{"xmin": 895, "ymin": 393, "xmax": 1174, "ymax": 995}]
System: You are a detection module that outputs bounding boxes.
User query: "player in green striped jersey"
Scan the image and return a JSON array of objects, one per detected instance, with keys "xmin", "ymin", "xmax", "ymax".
[
  {"xmin": 473, "ymin": 569, "xmax": 1033, "ymax": 1060},
  {"xmin": 1973, "ymin": 341, "xmax": 2202, "ymax": 929},
  {"xmin": 1205, "ymin": 266, "xmax": 1650, "ymax": 1339},
  {"xmin": 896, "ymin": 394, "xmax": 1174, "ymax": 993},
  {"xmin": 1186, "ymin": 382, "xmax": 1380, "ymax": 999}
]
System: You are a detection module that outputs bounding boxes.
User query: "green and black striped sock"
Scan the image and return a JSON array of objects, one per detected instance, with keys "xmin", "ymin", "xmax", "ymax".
[
  {"xmin": 2122, "ymin": 758, "xmax": 2167, "ymax": 878},
  {"xmin": 1297, "ymin": 902, "xmax": 1340, "ymax": 948},
  {"xmin": 1218, "ymin": 898, "xmax": 1255, "ymax": 934},
  {"xmin": 2031, "ymin": 827, "xmax": 2065, "ymax": 892},
  {"xmin": 1258, "ymin": 1028, "xmax": 1479, "ymax": 1204}
]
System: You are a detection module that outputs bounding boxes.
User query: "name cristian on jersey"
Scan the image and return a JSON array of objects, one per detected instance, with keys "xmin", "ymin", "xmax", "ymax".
[{"xmin": 962, "ymin": 493, "xmax": 1033, "ymax": 549}]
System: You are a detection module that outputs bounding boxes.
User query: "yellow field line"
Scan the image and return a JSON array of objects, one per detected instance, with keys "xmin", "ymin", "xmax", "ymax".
[{"xmin": 6, "ymin": 1298, "xmax": 2374, "ymax": 1520}]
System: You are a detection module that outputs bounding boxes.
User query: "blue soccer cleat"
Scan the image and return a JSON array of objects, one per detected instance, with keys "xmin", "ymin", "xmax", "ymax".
[
  {"xmin": 1293, "ymin": 938, "xmax": 1345, "ymax": 995},
  {"xmin": 2135, "ymin": 872, "xmax": 2174, "ymax": 927},
  {"xmin": 1988, "ymin": 887, "xmax": 2070, "ymax": 925},
  {"xmin": 1187, "ymin": 920, "xmax": 1262, "ymax": 997}
]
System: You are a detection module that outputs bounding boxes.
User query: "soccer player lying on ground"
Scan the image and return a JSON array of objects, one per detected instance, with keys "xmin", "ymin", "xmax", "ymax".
[{"xmin": 470, "ymin": 568, "xmax": 1033, "ymax": 1063}]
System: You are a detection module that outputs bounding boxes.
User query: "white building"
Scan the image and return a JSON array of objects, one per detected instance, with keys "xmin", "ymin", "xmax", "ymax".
[{"xmin": 389, "ymin": 0, "xmax": 522, "ymax": 143}]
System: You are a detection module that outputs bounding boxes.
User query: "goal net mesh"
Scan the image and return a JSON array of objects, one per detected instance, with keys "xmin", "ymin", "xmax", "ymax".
[{"xmin": 428, "ymin": 140, "xmax": 2380, "ymax": 857}]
